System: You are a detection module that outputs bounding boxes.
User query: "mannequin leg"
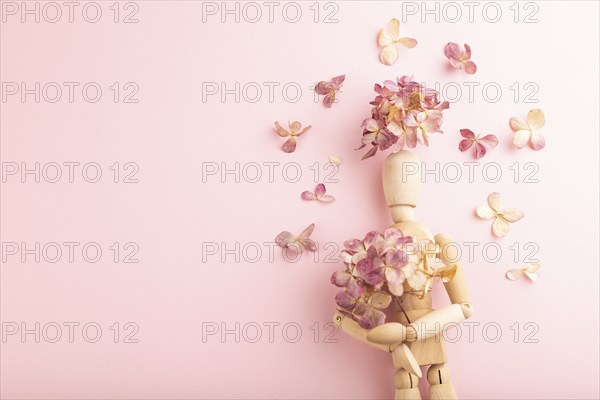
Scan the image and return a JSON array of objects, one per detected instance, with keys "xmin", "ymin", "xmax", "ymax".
[
  {"xmin": 394, "ymin": 368, "xmax": 421, "ymax": 400},
  {"xmin": 427, "ymin": 363, "xmax": 457, "ymax": 400}
]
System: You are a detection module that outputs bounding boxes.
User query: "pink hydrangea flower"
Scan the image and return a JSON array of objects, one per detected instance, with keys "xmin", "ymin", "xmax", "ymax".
[
  {"xmin": 330, "ymin": 228, "xmax": 419, "ymax": 328},
  {"xmin": 274, "ymin": 121, "xmax": 311, "ymax": 153},
  {"xmin": 358, "ymin": 76, "xmax": 449, "ymax": 159},
  {"xmin": 377, "ymin": 18, "xmax": 417, "ymax": 66},
  {"xmin": 459, "ymin": 129, "xmax": 498, "ymax": 159},
  {"xmin": 444, "ymin": 43, "xmax": 477, "ymax": 74},
  {"xmin": 275, "ymin": 223, "xmax": 317, "ymax": 253},
  {"xmin": 476, "ymin": 193, "xmax": 524, "ymax": 238},
  {"xmin": 509, "ymin": 109, "xmax": 546, "ymax": 150},
  {"xmin": 301, "ymin": 183, "xmax": 335, "ymax": 203},
  {"xmin": 356, "ymin": 246, "xmax": 415, "ymax": 296},
  {"xmin": 314, "ymin": 75, "xmax": 345, "ymax": 108},
  {"xmin": 331, "ymin": 227, "xmax": 460, "ymax": 328}
]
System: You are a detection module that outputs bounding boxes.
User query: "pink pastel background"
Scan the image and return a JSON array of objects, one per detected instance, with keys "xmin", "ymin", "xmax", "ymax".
[{"xmin": 1, "ymin": 1, "xmax": 599, "ymax": 399}]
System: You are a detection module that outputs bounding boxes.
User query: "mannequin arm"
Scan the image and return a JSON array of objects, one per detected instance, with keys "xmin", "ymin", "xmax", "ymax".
[
  {"xmin": 333, "ymin": 311, "xmax": 402, "ymax": 352},
  {"xmin": 435, "ymin": 233, "xmax": 473, "ymax": 308}
]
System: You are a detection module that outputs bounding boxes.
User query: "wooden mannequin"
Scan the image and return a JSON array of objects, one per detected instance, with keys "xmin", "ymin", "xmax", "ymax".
[{"xmin": 333, "ymin": 150, "xmax": 473, "ymax": 400}]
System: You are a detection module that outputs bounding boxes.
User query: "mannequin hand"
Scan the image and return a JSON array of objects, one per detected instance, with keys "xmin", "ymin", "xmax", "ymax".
[{"xmin": 366, "ymin": 322, "xmax": 417, "ymax": 346}]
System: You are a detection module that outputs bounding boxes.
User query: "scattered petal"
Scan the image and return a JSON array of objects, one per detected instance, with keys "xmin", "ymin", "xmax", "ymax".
[
  {"xmin": 487, "ymin": 192, "xmax": 503, "ymax": 213},
  {"xmin": 300, "ymin": 191, "xmax": 317, "ymax": 201},
  {"xmin": 509, "ymin": 109, "xmax": 546, "ymax": 150},
  {"xmin": 476, "ymin": 193, "xmax": 523, "ymax": 238},
  {"xmin": 527, "ymin": 109, "xmax": 545, "ymax": 130},
  {"xmin": 328, "ymin": 155, "xmax": 342, "ymax": 166},
  {"xmin": 300, "ymin": 183, "xmax": 336, "ymax": 204},
  {"xmin": 377, "ymin": 19, "xmax": 417, "ymax": 66},
  {"xmin": 479, "ymin": 134, "xmax": 499, "ymax": 148},
  {"xmin": 396, "ymin": 37, "xmax": 417, "ymax": 48},
  {"xmin": 289, "ymin": 121, "xmax": 302, "ymax": 134},
  {"xmin": 377, "ymin": 28, "xmax": 394, "ymax": 47},
  {"xmin": 459, "ymin": 138, "xmax": 474, "ymax": 152},
  {"xmin": 314, "ymin": 75, "xmax": 345, "ymax": 108},
  {"xmin": 502, "ymin": 208, "xmax": 524, "ymax": 223},
  {"xmin": 476, "ymin": 205, "xmax": 495, "ymax": 220},
  {"xmin": 458, "ymin": 129, "xmax": 498, "ymax": 159},
  {"xmin": 444, "ymin": 42, "xmax": 477, "ymax": 74},
  {"xmin": 509, "ymin": 116, "xmax": 529, "ymax": 132},
  {"xmin": 492, "ymin": 216, "xmax": 510, "ymax": 238},
  {"xmin": 274, "ymin": 121, "xmax": 289, "ymax": 137},
  {"xmin": 282, "ymin": 137, "xmax": 296, "ymax": 153},
  {"xmin": 507, "ymin": 264, "xmax": 541, "ymax": 282},
  {"xmin": 460, "ymin": 128, "xmax": 476, "ymax": 139},
  {"xmin": 275, "ymin": 223, "xmax": 317, "ymax": 254},
  {"xmin": 379, "ymin": 45, "xmax": 399, "ymax": 65},
  {"xmin": 530, "ymin": 130, "xmax": 546, "ymax": 150},
  {"xmin": 317, "ymin": 195, "xmax": 336, "ymax": 203},
  {"xmin": 513, "ymin": 130, "xmax": 530, "ymax": 149},
  {"xmin": 506, "ymin": 269, "xmax": 524, "ymax": 281},
  {"xmin": 274, "ymin": 121, "xmax": 311, "ymax": 153}
]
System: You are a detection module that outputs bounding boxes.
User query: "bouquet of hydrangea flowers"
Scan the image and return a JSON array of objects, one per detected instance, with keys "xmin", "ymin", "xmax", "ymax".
[
  {"xmin": 357, "ymin": 76, "xmax": 449, "ymax": 159},
  {"xmin": 331, "ymin": 228, "xmax": 457, "ymax": 329}
]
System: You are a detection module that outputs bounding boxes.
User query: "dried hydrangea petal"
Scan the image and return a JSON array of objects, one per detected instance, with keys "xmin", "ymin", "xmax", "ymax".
[
  {"xmin": 370, "ymin": 291, "xmax": 392, "ymax": 309},
  {"xmin": 462, "ymin": 60, "xmax": 477, "ymax": 74},
  {"xmin": 385, "ymin": 267, "xmax": 405, "ymax": 296},
  {"xmin": 281, "ymin": 137, "xmax": 296, "ymax": 153},
  {"xmin": 502, "ymin": 209, "xmax": 524, "ymax": 222},
  {"xmin": 476, "ymin": 193, "xmax": 524, "ymax": 238},
  {"xmin": 397, "ymin": 37, "xmax": 417, "ymax": 48},
  {"xmin": 513, "ymin": 130, "xmax": 530, "ymax": 149},
  {"xmin": 301, "ymin": 183, "xmax": 335, "ymax": 203},
  {"xmin": 530, "ymin": 131, "xmax": 546, "ymax": 150},
  {"xmin": 460, "ymin": 128, "xmax": 476, "ymax": 139},
  {"xmin": 487, "ymin": 192, "xmax": 503, "ymax": 213},
  {"xmin": 377, "ymin": 28, "xmax": 394, "ymax": 47},
  {"xmin": 527, "ymin": 109, "xmax": 545, "ymax": 130},
  {"xmin": 357, "ymin": 306, "xmax": 386, "ymax": 329},
  {"xmin": 314, "ymin": 75, "xmax": 344, "ymax": 108},
  {"xmin": 301, "ymin": 191, "xmax": 317, "ymax": 201},
  {"xmin": 509, "ymin": 116, "xmax": 529, "ymax": 132},
  {"xmin": 379, "ymin": 44, "xmax": 399, "ymax": 66},
  {"xmin": 507, "ymin": 264, "xmax": 541, "ymax": 282},
  {"xmin": 335, "ymin": 290, "xmax": 357, "ymax": 310},
  {"xmin": 331, "ymin": 75, "xmax": 345, "ymax": 86},
  {"xmin": 524, "ymin": 264, "xmax": 541, "ymax": 281},
  {"xmin": 318, "ymin": 195, "xmax": 335, "ymax": 203},
  {"xmin": 492, "ymin": 217, "xmax": 510, "ymax": 237},
  {"xmin": 510, "ymin": 110, "xmax": 546, "ymax": 151},
  {"xmin": 474, "ymin": 142, "xmax": 487, "ymax": 159},
  {"xmin": 444, "ymin": 42, "xmax": 461, "ymax": 61},
  {"xmin": 458, "ymin": 131, "xmax": 498, "ymax": 159},
  {"xmin": 328, "ymin": 155, "xmax": 342, "ymax": 166},
  {"xmin": 275, "ymin": 231, "xmax": 294, "ymax": 248},
  {"xmin": 331, "ymin": 270, "xmax": 352, "ymax": 287},
  {"xmin": 476, "ymin": 205, "xmax": 495, "ymax": 220},
  {"xmin": 387, "ymin": 18, "xmax": 400, "ymax": 39},
  {"xmin": 506, "ymin": 269, "xmax": 524, "ymax": 281},
  {"xmin": 314, "ymin": 183, "xmax": 326, "ymax": 197},
  {"xmin": 479, "ymin": 134, "xmax": 499, "ymax": 147},
  {"xmin": 289, "ymin": 121, "xmax": 302, "ymax": 133},
  {"xmin": 444, "ymin": 42, "xmax": 477, "ymax": 74},
  {"xmin": 275, "ymin": 224, "xmax": 316, "ymax": 254}
]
